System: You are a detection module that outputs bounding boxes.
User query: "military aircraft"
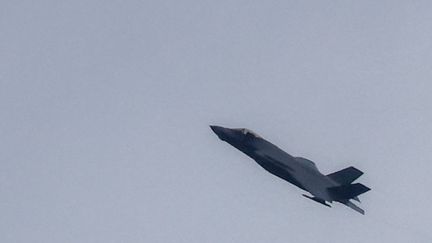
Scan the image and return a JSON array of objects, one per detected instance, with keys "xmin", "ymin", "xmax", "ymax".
[{"xmin": 210, "ymin": 125, "xmax": 370, "ymax": 214}]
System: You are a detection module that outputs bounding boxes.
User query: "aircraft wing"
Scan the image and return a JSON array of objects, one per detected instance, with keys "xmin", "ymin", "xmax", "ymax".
[
  {"xmin": 328, "ymin": 183, "xmax": 371, "ymax": 200},
  {"xmin": 328, "ymin": 183, "xmax": 370, "ymax": 215}
]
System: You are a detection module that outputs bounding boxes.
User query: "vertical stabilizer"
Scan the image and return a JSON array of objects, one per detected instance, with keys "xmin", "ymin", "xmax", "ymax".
[{"xmin": 327, "ymin": 166, "xmax": 363, "ymax": 185}]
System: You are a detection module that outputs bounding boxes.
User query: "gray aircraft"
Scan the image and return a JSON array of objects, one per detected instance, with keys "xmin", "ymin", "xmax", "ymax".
[{"xmin": 210, "ymin": 125, "xmax": 370, "ymax": 214}]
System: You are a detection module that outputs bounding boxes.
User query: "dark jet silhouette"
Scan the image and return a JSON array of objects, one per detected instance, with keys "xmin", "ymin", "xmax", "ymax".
[{"xmin": 210, "ymin": 125, "xmax": 370, "ymax": 214}]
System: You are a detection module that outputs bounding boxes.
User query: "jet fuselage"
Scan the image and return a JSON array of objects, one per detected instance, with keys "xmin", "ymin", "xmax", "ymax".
[{"xmin": 211, "ymin": 126, "xmax": 338, "ymax": 202}]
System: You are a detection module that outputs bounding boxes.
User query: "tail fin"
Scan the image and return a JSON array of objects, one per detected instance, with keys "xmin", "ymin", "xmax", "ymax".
[
  {"xmin": 328, "ymin": 183, "xmax": 371, "ymax": 200},
  {"xmin": 327, "ymin": 166, "xmax": 363, "ymax": 185}
]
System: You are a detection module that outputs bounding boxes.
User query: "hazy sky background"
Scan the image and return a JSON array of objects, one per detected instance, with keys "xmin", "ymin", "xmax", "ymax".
[{"xmin": 1, "ymin": 1, "xmax": 432, "ymax": 242}]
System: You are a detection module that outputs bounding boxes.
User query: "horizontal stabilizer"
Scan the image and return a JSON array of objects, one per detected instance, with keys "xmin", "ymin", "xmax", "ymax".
[
  {"xmin": 345, "ymin": 201, "xmax": 365, "ymax": 215},
  {"xmin": 328, "ymin": 183, "xmax": 371, "ymax": 200},
  {"xmin": 327, "ymin": 166, "xmax": 363, "ymax": 185}
]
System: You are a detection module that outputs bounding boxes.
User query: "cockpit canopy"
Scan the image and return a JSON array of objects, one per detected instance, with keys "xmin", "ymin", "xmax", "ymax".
[
  {"xmin": 233, "ymin": 128, "xmax": 262, "ymax": 138},
  {"xmin": 294, "ymin": 157, "xmax": 319, "ymax": 171}
]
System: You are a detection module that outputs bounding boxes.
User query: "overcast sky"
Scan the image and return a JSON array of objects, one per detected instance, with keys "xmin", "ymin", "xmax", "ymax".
[{"xmin": 1, "ymin": 1, "xmax": 432, "ymax": 242}]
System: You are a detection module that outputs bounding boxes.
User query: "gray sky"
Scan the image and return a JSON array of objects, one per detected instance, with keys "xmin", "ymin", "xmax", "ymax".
[{"xmin": 1, "ymin": 1, "xmax": 432, "ymax": 242}]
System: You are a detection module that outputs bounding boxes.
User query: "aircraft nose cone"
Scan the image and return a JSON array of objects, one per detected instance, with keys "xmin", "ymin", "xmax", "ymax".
[
  {"xmin": 210, "ymin": 125, "xmax": 232, "ymax": 141},
  {"xmin": 210, "ymin": 125, "xmax": 224, "ymax": 135}
]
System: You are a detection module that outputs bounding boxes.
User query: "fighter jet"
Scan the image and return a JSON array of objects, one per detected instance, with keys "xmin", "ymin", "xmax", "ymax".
[{"xmin": 210, "ymin": 125, "xmax": 370, "ymax": 214}]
